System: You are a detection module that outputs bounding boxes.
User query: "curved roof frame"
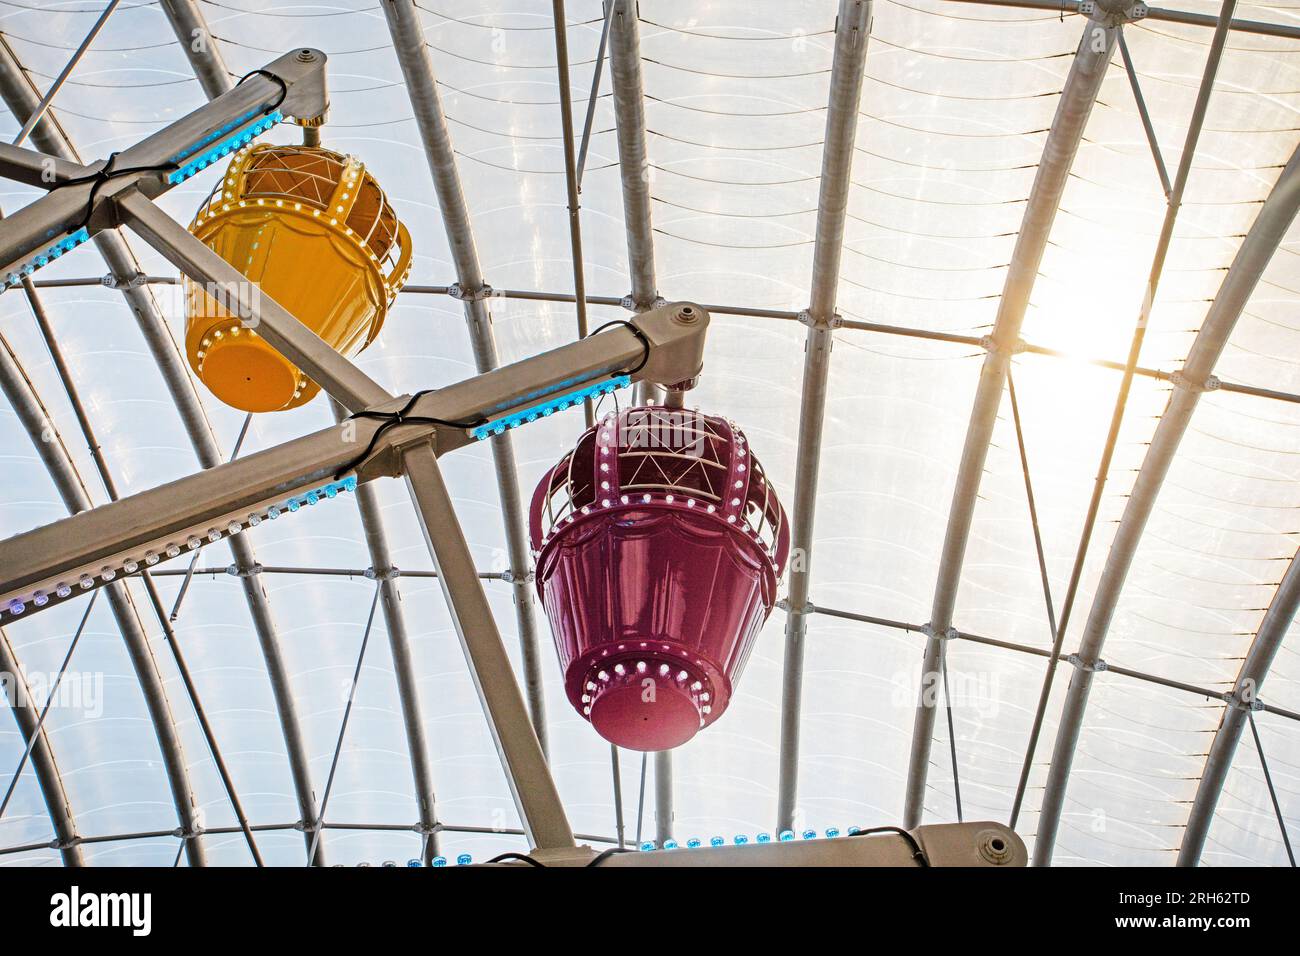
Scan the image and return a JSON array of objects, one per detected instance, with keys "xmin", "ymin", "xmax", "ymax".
[
  {"xmin": 1, "ymin": 0, "xmax": 1299, "ymax": 867},
  {"xmin": 0, "ymin": 25, "xmax": 324, "ymax": 864},
  {"xmin": 0, "ymin": 624, "xmax": 83, "ymax": 866},
  {"xmin": 0, "ymin": 323, "xmax": 205, "ymax": 866},
  {"xmin": 158, "ymin": 0, "xmax": 442, "ymax": 864}
]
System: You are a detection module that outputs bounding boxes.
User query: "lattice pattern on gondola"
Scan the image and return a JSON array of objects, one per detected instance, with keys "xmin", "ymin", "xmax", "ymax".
[
  {"xmin": 536, "ymin": 407, "xmax": 784, "ymax": 561},
  {"xmin": 192, "ymin": 144, "xmax": 407, "ymax": 302}
]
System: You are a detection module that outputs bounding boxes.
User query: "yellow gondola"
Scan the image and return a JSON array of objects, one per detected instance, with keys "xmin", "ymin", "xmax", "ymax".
[{"xmin": 184, "ymin": 144, "xmax": 411, "ymax": 412}]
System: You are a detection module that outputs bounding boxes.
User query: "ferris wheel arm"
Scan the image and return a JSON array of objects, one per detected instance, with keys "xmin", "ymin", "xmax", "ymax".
[
  {"xmin": 0, "ymin": 48, "xmax": 327, "ymax": 285},
  {"xmin": 0, "ymin": 300, "xmax": 709, "ymax": 625}
]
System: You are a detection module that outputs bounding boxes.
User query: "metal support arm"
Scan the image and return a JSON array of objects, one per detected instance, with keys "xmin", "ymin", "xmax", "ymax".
[
  {"xmin": 0, "ymin": 301, "xmax": 706, "ymax": 619},
  {"xmin": 402, "ymin": 444, "xmax": 571, "ymax": 849},
  {"xmin": 0, "ymin": 48, "xmax": 327, "ymax": 279},
  {"xmin": 520, "ymin": 822, "xmax": 1026, "ymax": 867},
  {"xmin": 903, "ymin": 8, "xmax": 1119, "ymax": 828}
]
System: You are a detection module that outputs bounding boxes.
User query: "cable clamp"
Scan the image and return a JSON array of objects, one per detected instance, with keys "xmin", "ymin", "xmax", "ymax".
[
  {"xmin": 1066, "ymin": 653, "xmax": 1107, "ymax": 672},
  {"xmin": 364, "ymin": 566, "xmax": 401, "ymax": 581},
  {"xmin": 798, "ymin": 309, "xmax": 842, "ymax": 331},
  {"xmin": 448, "ymin": 282, "xmax": 494, "ymax": 302},
  {"xmin": 295, "ymin": 818, "xmax": 322, "ymax": 833},
  {"xmin": 980, "ymin": 334, "xmax": 1027, "ymax": 356},
  {"xmin": 101, "ymin": 272, "xmax": 149, "ymax": 289},
  {"xmin": 921, "ymin": 623, "xmax": 958, "ymax": 642},
  {"xmin": 225, "ymin": 562, "xmax": 263, "ymax": 577},
  {"xmin": 1081, "ymin": 0, "xmax": 1147, "ymax": 23},
  {"xmin": 777, "ymin": 597, "xmax": 816, "ymax": 615},
  {"xmin": 501, "ymin": 567, "xmax": 535, "ymax": 585},
  {"xmin": 1222, "ymin": 690, "xmax": 1265, "ymax": 712},
  {"xmin": 621, "ymin": 293, "xmax": 667, "ymax": 313},
  {"xmin": 1170, "ymin": 371, "xmax": 1220, "ymax": 394}
]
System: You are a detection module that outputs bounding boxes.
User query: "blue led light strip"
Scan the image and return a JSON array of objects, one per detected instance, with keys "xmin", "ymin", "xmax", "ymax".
[
  {"xmin": 2, "ymin": 109, "xmax": 281, "ymax": 291},
  {"xmin": 3, "ymin": 228, "xmax": 90, "ymax": 290},
  {"xmin": 404, "ymin": 827, "xmax": 859, "ymax": 866},
  {"xmin": 271, "ymin": 475, "xmax": 357, "ymax": 517},
  {"xmin": 1, "ymin": 475, "xmax": 358, "ymax": 619},
  {"xmin": 471, "ymin": 374, "xmax": 632, "ymax": 441},
  {"xmin": 166, "ymin": 109, "xmax": 284, "ymax": 185},
  {"xmin": 170, "ymin": 106, "xmax": 268, "ymax": 163}
]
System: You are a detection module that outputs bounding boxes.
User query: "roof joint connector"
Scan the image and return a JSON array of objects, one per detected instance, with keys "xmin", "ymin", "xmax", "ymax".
[
  {"xmin": 798, "ymin": 309, "xmax": 841, "ymax": 331},
  {"xmin": 776, "ymin": 597, "xmax": 816, "ymax": 616},
  {"xmin": 225, "ymin": 562, "xmax": 263, "ymax": 577},
  {"xmin": 1221, "ymin": 689, "xmax": 1265, "ymax": 712},
  {"xmin": 364, "ymin": 565, "xmax": 401, "ymax": 581},
  {"xmin": 1170, "ymin": 370, "xmax": 1220, "ymax": 394},
  {"xmin": 500, "ymin": 567, "xmax": 535, "ymax": 585},
  {"xmin": 1081, "ymin": 0, "xmax": 1148, "ymax": 25},
  {"xmin": 921, "ymin": 623, "xmax": 958, "ymax": 642},
  {"xmin": 101, "ymin": 271, "xmax": 149, "ymax": 290},
  {"xmin": 448, "ymin": 282, "xmax": 494, "ymax": 302},
  {"xmin": 980, "ymin": 334, "xmax": 1026, "ymax": 356},
  {"xmin": 1065, "ymin": 653, "xmax": 1107, "ymax": 673},
  {"xmin": 295, "ymin": 818, "xmax": 322, "ymax": 833},
  {"xmin": 621, "ymin": 293, "xmax": 666, "ymax": 313}
]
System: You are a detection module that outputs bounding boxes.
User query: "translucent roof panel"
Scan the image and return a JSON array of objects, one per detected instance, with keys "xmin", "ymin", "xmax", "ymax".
[{"xmin": 0, "ymin": 0, "xmax": 1298, "ymax": 868}]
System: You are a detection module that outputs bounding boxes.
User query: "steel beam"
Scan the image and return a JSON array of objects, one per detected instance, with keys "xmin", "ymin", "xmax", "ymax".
[
  {"xmin": 11, "ymin": 0, "xmax": 119, "ymax": 148},
  {"xmin": 775, "ymin": 0, "xmax": 872, "ymax": 834},
  {"xmin": 0, "ymin": 331, "xmax": 205, "ymax": 866},
  {"xmin": 1178, "ymin": 543, "xmax": 1300, "ymax": 865},
  {"xmin": 543, "ymin": 821, "xmax": 1025, "ymax": 867},
  {"xmin": 331, "ymin": 403, "xmax": 440, "ymax": 863},
  {"xmin": 159, "ymin": 0, "xmax": 233, "ymax": 100},
  {"xmin": 608, "ymin": 0, "xmax": 658, "ymax": 312},
  {"xmin": 654, "ymin": 750, "xmax": 673, "ymax": 846},
  {"xmin": 0, "ymin": 42, "xmax": 326, "ymax": 277},
  {"xmin": 0, "ymin": 45, "xmax": 337, "ymax": 861},
  {"xmin": 610, "ymin": 2, "xmax": 673, "ymax": 827},
  {"xmin": 0, "ymin": 303, "xmax": 706, "ymax": 618},
  {"xmin": 22, "ymin": 274, "xmax": 1300, "ymax": 406},
  {"xmin": 903, "ymin": 8, "xmax": 1120, "ymax": 829},
  {"xmin": 382, "ymin": 0, "xmax": 551, "ymax": 751},
  {"xmin": 804, "ymin": 602, "xmax": 1300, "ymax": 722},
  {"xmin": 946, "ymin": 0, "xmax": 1300, "ymax": 41},
  {"xmin": 1034, "ymin": 141, "xmax": 1300, "ymax": 866},
  {"xmin": 401, "ymin": 443, "xmax": 574, "ymax": 851},
  {"xmin": 0, "ymin": 626, "xmax": 83, "ymax": 866},
  {"xmin": 149, "ymin": 18, "xmax": 439, "ymax": 858},
  {"xmin": 0, "ymin": 820, "xmax": 627, "ymax": 858},
  {"xmin": 1008, "ymin": 0, "xmax": 1236, "ymax": 831},
  {"xmin": 550, "ymin": 0, "xmax": 592, "ymax": 356}
]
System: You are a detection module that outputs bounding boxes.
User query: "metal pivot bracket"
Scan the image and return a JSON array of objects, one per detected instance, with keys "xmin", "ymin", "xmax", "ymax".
[
  {"xmin": 448, "ymin": 282, "xmax": 494, "ymax": 302},
  {"xmin": 798, "ymin": 308, "xmax": 842, "ymax": 331},
  {"xmin": 1065, "ymin": 653, "xmax": 1108, "ymax": 673},
  {"xmin": 980, "ymin": 334, "xmax": 1027, "ymax": 356},
  {"xmin": 621, "ymin": 293, "xmax": 667, "ymax": 313},
  {"xmin": 1222, "ymin": 689, "xmax": 1266, "ymax": 712},
  {"xmin": 1081, "ymin": 1, "xmax": 1148, "ymax": 24},
  {"xmin": 0, "ymin": 49, "xmax": 331, "ymax": 284},
  {"xmin": 921, "ymin": 623, "xmax": 958, "ymax": 642},
  {"xmin": 1170, "ymin": 370, "xmax": 1221, "ymax": 393}
]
